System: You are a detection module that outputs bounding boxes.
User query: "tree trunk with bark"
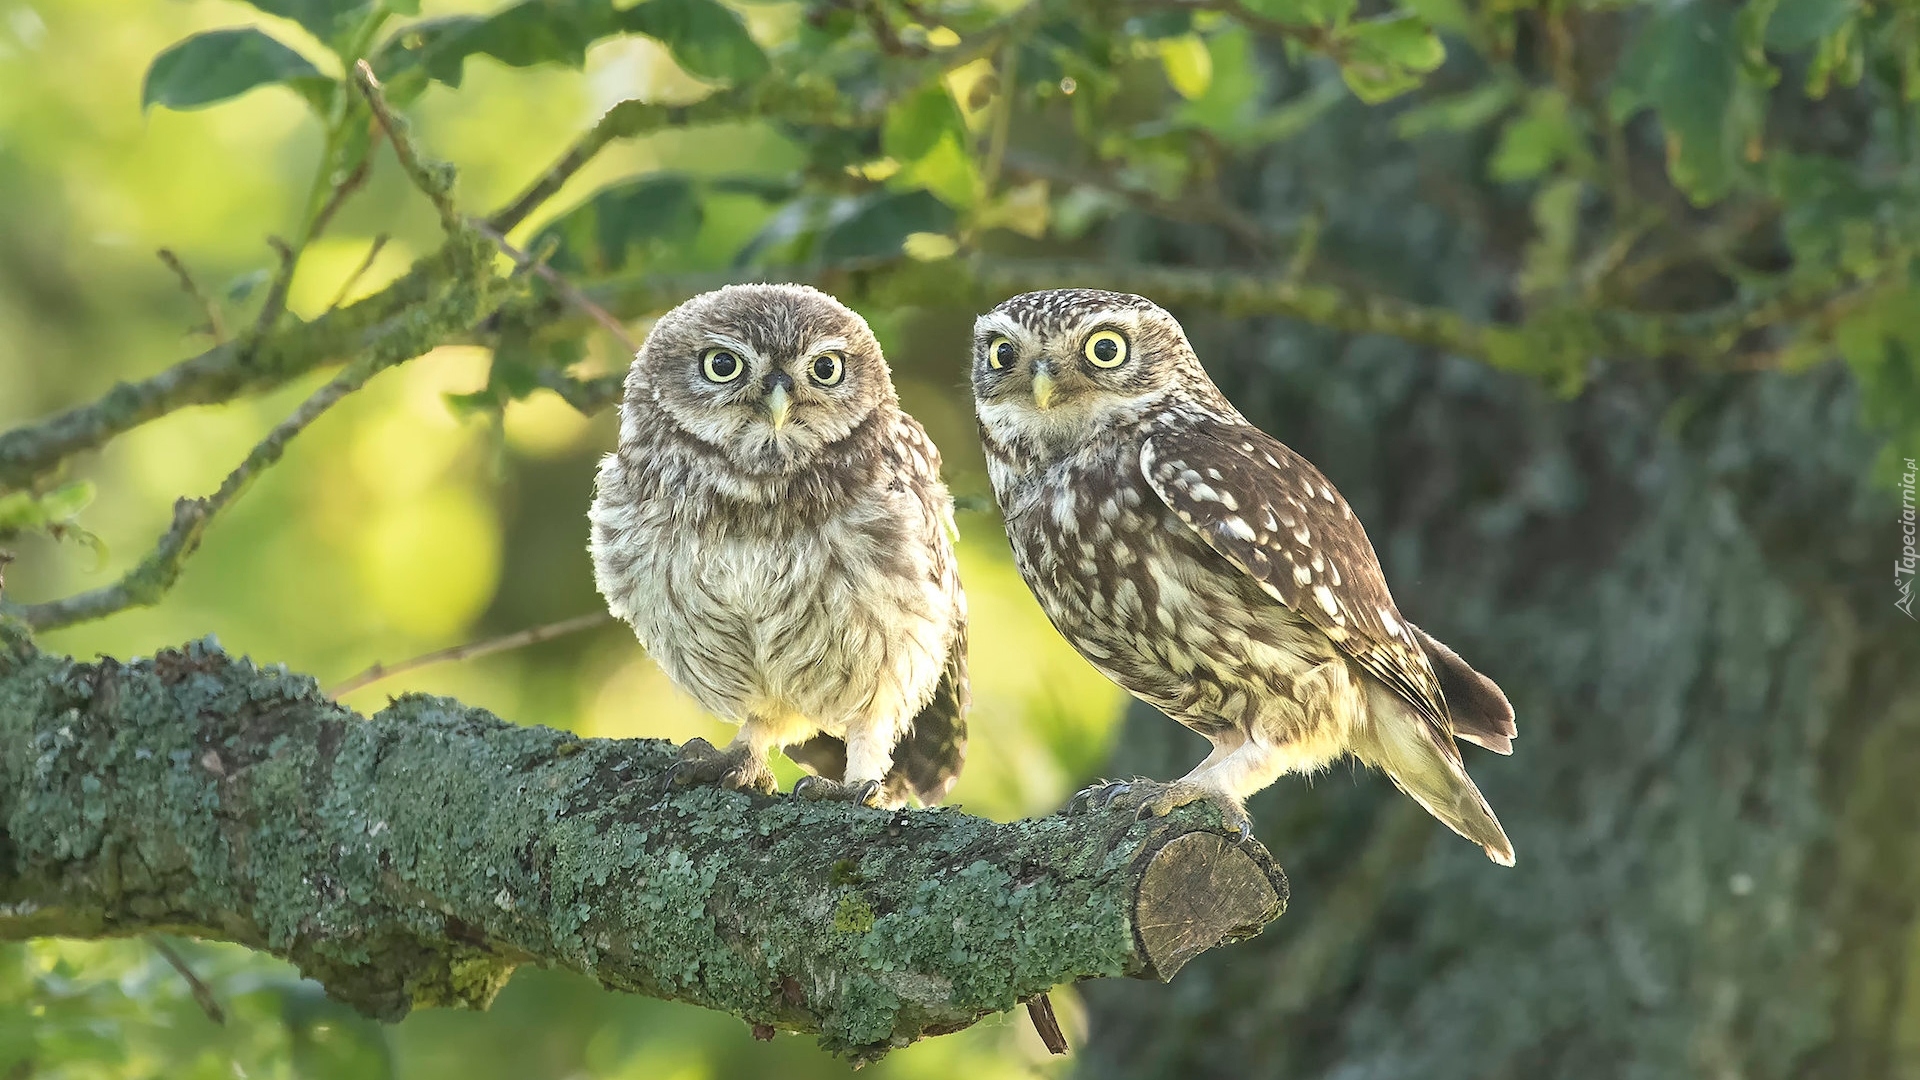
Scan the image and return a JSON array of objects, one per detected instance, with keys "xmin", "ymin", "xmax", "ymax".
[{"xmin": 1073, "ymin": 76, "xmax": 1920, "ymax": 1080}]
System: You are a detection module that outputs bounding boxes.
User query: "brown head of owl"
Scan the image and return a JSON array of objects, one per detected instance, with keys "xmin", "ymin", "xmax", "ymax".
[
  {"xmin": 631, "ymin": 282, "xmax": 897, "ymax": 476},
  {"xmin": 971, "ymin": 289, "xmax": 1232, "ymax": 464}
]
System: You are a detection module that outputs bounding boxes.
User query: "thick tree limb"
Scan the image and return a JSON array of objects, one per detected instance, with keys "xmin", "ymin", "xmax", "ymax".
[{"xmin": 0, "ymin": 631, "xmax": 1287, "ymax": 1061}]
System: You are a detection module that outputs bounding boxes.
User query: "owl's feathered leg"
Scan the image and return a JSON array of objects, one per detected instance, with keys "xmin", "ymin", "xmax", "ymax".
[
  {"xmin": 668, "ymin": 735, "xmax": 776, "ymax": 795},
  {"xmin": 793, "ymin": 718, "xmax": 894, "ymax": 808}
]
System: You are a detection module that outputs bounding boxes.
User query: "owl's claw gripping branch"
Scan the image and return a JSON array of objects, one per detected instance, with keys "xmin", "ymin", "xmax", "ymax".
[
  {"xmin": 668, "ymin": 736, "xmax": 777, "ymax": 795},
  {"xmin": 0, "ymin": 635, "xmax": 1288, "ymax": 1061},
  {"xmin": 792, "ymin": 776, "xmax": 886, "ymax": 807}
]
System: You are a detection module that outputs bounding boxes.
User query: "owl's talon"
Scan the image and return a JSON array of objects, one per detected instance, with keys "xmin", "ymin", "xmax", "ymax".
[
  {"xmin": 795, "ymin": 776, "xmax": 884, "ymax": 808},
  {"xmin": 668, "ymin": 737, "xmax": 774, "ymax": 794}
]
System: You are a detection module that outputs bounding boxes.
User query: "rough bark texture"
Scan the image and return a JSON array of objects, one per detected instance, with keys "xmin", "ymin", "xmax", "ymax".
[
  {"xmin": 1072, "ymin": 72, "xmax": 1920, "ymax": 1080},
  {"xmin": 0, "ymin": 629, "xmax": 1287, "ymax": 1062}
]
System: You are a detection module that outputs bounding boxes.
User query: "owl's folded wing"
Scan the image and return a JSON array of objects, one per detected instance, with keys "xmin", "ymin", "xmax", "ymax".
[{"xmin": 1140, "ymin": 428, "xmax": 1455, "ymax": 746}]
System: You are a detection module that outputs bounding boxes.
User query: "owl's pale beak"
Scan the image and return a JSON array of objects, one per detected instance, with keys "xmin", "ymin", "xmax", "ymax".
[
  {"xmin": 1031, "ymin": 370, "xmax": 1056, "ymax": 411},
  {"xmin": 765, "ymin": 383, "xmax": 792, "ymax": 431}
]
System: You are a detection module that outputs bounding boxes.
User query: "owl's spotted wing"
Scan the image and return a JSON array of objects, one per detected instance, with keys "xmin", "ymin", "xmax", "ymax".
[{"xmin": 1141, "ymin": 428, "xmax": 1451, "ymax": 742}]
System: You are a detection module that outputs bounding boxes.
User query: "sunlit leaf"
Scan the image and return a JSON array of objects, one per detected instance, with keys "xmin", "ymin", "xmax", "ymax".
[
  {"xmin": 1158, "ymin": 35, "xmax": 1214, "ymax": 101},
  {"xmin": 141, "ymin": 28, "xmax": 325, "ymax": 112},
  {"xmin": 1336, "ymin": 15, "xmax": 1446, "ymax": 104},
  {"xmin": 883, "ymin": 84, "xmax": 968, "ymax": 165}
]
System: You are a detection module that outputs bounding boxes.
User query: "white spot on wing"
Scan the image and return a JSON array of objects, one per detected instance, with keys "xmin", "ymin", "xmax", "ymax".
[{"xmin": 1314, "ymin": 585, "xmax": 1339, "ymax": 617}]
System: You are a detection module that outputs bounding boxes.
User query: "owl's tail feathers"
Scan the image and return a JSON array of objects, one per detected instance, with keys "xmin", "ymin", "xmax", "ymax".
[
  {"xmin": 1356, "ymin": 687, "xmax": 1516, "ymax": 867},
  {"xmin": 1407, "ymin": 622, "xmax": 1516, "ymax": 755}
]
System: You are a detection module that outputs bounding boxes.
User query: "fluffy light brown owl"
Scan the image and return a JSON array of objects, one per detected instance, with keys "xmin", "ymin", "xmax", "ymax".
[
  {"xmin": 972, "ymin": 289, "xmax": 1516, "ymax": 864},
  {"xmin": 590, "ymin": 283, "xmax": 967, "ymax": 808}
]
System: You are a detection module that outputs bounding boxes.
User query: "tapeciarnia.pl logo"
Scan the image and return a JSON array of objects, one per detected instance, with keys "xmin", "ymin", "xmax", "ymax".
[{"xmin": 1900, "ymin": 457, "xmax": 1917, "ymax": 619}]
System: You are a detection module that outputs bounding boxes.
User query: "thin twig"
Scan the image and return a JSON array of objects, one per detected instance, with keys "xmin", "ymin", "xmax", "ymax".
[
  {"xmin": 470, "ymin": 218, "xmax": 641, "ymax": 354},
  {"xmin": 327, "ymin": 611, "xmax": 612, "ymax": 698},
  {"xmin": 250, "ymin": 140, "xmax": 378, "ymax": 345},
  {"xmin": 536, "ymin": 369, "xmax": 626, "ymax": 414},
  {"xmin": 156, "ymin": 249, "xmax": 228, "ymax": 344},
  {"xmin": 15, "ymin": 358, "xmax": 385, "ymax": 632},
  {"xmin": 327, "ymin": 234, "xmax": 391, "ymax": 313},
  {"xmin": 1025, "ymin": 993, "xmax": 1068, "ymax": 1054},
  {"xmin": 248, "ymin": 235, "xmax": 300, "ymax": 345},
  {"xmin": 147, "ymin": 935, "xmax": 227, "ymax": 1025},
  {"xmin": 486, "ymin": 89, "xmax": 759, "ymax": 236},
  {"xmin": 354, "ymin": 60, "xmax": 461, "ymax": 233}
]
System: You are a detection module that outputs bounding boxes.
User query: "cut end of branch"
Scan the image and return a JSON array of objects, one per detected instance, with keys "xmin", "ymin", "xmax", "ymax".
[{"xmin": 1132, "ymin": 830, "xmax": 1288, "ymax": 981}]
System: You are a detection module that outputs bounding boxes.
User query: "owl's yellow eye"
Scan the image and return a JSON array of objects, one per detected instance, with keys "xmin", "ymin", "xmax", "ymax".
[
  {"xmin": 808, "ymin": 351, "xmax": 845, "ymax": 387},
  {"xmin": 988, "ymin": 336, "xmax": 1017, "ymax": 370},
  {"xmin": 1084, "ymin": 329, "xmax": 1129, "ymax": 368},
  {"xmin": 701, "ymin": 347, "xmax": 744, "ymax": 383}
]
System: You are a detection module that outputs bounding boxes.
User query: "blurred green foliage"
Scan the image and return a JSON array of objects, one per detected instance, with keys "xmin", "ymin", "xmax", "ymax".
[{"xmin": 1, "ymin": 0, "xmax": 1917, "ymax": 1072}]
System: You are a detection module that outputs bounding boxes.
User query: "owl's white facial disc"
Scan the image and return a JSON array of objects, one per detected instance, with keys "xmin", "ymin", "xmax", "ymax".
[{"xmin": 624, "ymin": 284, "xmax": 893, "ymax": 478}]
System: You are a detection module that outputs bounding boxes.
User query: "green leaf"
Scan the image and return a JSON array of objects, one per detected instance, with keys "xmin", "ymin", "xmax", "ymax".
[
  {"xmin": 453, "ymin": 0, "xmax": 612, "ymax": 69},
  {"xmin": 373, "ymin": 1, "xmax": 620, "ymax": 93},
  {"xmin": 1765, "ymin": 0, "xmax": 1858, "ymax": 50},
  {"xmin": 1174, "ymin": 29, "xmax": 1271, "ymax": 142},
  {"xmin": 1518, "ymin": 176, "xmax": 1584, "ymax": 297},
  {"xmin": 619, "ymin": 0, "xmax": 770, "ymax": 82},
  {"xmin": 1159, "ymin": 35, "xmax": 1214, "ymax": 101},
  {"xmin": 241, "ymin": 0, "xmax": 377, "ymax": 47},
  {"xmin": 1394, "ymin": 81, "xmax": 1517, "ymax": 138},
  {"xmin": 1488, "ymin": 90, "xmax": 1585, "ymax": 181},
  {"xmin": 883, "ymin": 84, "xmax": 968, "ymax": 165},
  {"xmin": 1240, "ymin": 0, "xmax": 1356, "ymax": 28},
  {"xmin": 142, "ymin": 28, "xmax": 325, "ymax": 112},
  {"xmin": 1835, "ymin": 286, "xmax": 1920, "ymax": 441},
  {"xmin": 897, "ymin": 134, "xmax": 980, "ymax": 209},
  {"xmin": 1336, "ymin": 15, "xmax": 1445, "ymax": 104},
  {"xmin": 818, "ymin": 190, "xmax": 957, "ymax": 263},
  {"xmin": 537, "ymin": 174, "xmax": 706, "ymax": 273},
  {"xmin": 1610, "ymin": 0, "xmax": 1766, "ymax": 205}
]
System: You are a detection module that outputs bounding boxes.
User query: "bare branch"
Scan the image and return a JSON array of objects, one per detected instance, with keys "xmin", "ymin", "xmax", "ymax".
[
  {"xmin": 9, "ymin": 357, "xmax": 386, "ymax": 632},
  {"xmin": 327, "ymin": 233, "xmax": 391, "ymax": 314},
  {"xmin": 354, "ymin": 60, "xmax": 461, "ymax": 233},
  {"xmin": 156, "ymin": 249, "xmax": 228, "ymax": 344},
  {"xmin": 469, "ymin": 218, "xmax": 641, "ymax": 354},
  {"xmin": 146, "ymin": 935, "xmax": 228, "ymax": 1026},
  {"xmin": 1026, "ymin": 993, "xmax": 1069, "ymax": 1054},
  {"xmin": 328, "ymin": 611, "xmax": 613, "ymax": 698}
]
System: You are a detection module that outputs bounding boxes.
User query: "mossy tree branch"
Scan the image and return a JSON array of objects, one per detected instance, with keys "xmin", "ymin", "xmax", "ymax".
[{"xmin": 0, "ymin": 632, "xmax": 1288, "ymax": 1061}]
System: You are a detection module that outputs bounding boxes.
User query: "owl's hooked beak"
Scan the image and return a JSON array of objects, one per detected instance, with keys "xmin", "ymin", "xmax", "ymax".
[
  {"xmin": 1030, "ymin": 367, "xmax": 1057, "ymax": 411},
  {"xmin": 765, "ymin": 381, "xmax": 792, "ymax": 432}
]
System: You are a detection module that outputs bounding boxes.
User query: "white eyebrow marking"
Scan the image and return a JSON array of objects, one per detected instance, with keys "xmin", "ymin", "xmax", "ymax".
[{"xmin": 804, "ymin": 336, "xmax": 850, "ymax": 356}]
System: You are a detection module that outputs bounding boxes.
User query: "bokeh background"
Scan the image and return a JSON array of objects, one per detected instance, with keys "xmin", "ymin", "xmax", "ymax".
[
  {"xmin": 4, "ymin": 0, "xmax": 1919, "ymax": 1076},
  {"xmin": 0, "ymin": 2, "xmax": 1118, "ymax": 1075}
]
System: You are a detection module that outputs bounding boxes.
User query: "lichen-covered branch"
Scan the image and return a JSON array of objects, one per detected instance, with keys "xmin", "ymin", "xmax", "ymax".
[{"xmin": 0, "ymin": 631, "xmax": 1288, "ymax": 1060}]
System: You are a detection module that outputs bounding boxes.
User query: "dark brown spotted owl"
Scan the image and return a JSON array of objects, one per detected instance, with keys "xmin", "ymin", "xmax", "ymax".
[{"xmin": 971, "ymin": 289, "xmax": 1515, "ymax": 864}]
